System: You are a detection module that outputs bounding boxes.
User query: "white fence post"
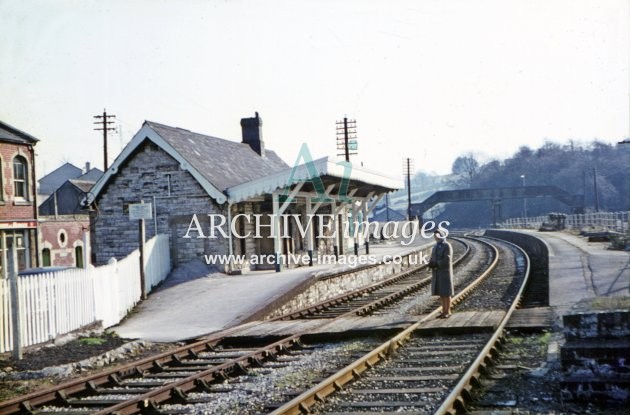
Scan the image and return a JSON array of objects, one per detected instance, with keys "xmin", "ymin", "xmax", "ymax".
[{"xmin": 0, "ymin": 234, "xmax": 172, "ymax": 353}]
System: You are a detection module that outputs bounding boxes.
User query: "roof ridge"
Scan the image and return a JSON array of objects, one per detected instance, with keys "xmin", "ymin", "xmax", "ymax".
[
  {"xmin": 145, "ymin": 120, "xmax": 245, "ymax": 144},
  {"xmin": 69, "ymin": 178, "xmax": 97, "ymax": 184}
]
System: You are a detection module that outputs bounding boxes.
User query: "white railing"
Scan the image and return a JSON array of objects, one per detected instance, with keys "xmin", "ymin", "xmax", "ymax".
[
  {"xmin": 0, "ymin": 234, "xmax": 171, "ymax": 353},
  {"xmin": 501, "ymin": 211, "xmax": 630, "ymax": 233},
  {"xmin": 143, "ymin": 234, "xmax": 170, "ymax": 292}
]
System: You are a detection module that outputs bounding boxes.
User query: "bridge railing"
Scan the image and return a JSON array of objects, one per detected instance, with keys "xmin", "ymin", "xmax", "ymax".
[{"xmin": 501, "ymin": 211, "xmax": 629, "ymax": 233}]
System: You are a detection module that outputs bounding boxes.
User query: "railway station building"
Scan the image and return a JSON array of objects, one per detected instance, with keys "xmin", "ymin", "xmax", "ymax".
[{"xmin": 89, "ymin": 113, "xmax": 402, "ymax": 273}]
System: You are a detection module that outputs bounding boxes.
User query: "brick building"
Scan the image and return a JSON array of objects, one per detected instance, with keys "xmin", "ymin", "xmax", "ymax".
[
  {"xmin": 38, "ymin": 179, "xmax": 96, "ymax": 267},
  {"xmin": 37, "ymin": 164, "xmax": 102, "ymax": 268},
  {"xmin": 0, "ymin": 120, "xmax": 39, "ymax": 275},
  {"xmin": 90, "ymin": 114, "xmax": 401, "ymax": 272},
  {"xmin": 38, "ymin": 216, "xmax": 89, "ymax": 268},
  {"xmin": 38, "ymin": 162, "xmax": 102, "ymax": 200}
]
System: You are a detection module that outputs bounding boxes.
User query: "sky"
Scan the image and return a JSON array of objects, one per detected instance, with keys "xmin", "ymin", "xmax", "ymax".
[{"xmin": 1, "ymin": 0, "xmax": 628, "ymax": 181}]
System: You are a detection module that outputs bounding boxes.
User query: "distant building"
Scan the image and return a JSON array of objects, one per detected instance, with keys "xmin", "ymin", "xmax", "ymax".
[
  {"xmin": 39, "ymin": 215, "xmax": 89, "ymax": 268},
  {"xmin": 36, "ymin": 162, "xmax": 102, "ymax": 268},
  {"xmin": 38, "ymin": 161, "xmax": 102, "ymax": 197},
  {"xmin": 0, "ymin": 120, "xmax": 39, "ymax": 275},
  {"xmin": 38, "ymin": 162, "xmax": 82, "ymax": 197},
  {"xmin": 90, "ymin": 113, "xmax": 401, "ymax": 272},
  {"xmin": 38, "ymin": 178, "xmax": 96, "ymax": 268},
  {"xmin": 39, "ymin": 179, "xmax": 95, "ymax": 216}
]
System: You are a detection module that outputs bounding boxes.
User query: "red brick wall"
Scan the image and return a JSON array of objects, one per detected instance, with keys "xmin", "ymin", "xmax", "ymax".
[
  {"xmin": 0, "ymin": 141, "xmax": 37, "ymax": 220},
  {"xmin": 39, "ymin": 217, "xmax": 90, "ymax": 267}
]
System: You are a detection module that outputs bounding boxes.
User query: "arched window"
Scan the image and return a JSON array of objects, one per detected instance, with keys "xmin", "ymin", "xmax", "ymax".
[
  {"xmin": 42, "ymin": 248, "xmax": 51, "ymax": 267},
  {"xmin": 13, "ymin": 156, "xmax": 28, "ymax": 200},
  {"xmin": 75, "ymin": 246, "xmax": 84, "ymax": 268}
]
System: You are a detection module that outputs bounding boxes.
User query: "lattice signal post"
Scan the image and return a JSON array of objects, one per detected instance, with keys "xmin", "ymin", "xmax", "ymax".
[
  {"xmin": 403, "ymin": 158, "xmax": 415, "ymax": 220},
  {"xmin": 336, "ymin": 117, "xmax": 358, "ymax": 162}
]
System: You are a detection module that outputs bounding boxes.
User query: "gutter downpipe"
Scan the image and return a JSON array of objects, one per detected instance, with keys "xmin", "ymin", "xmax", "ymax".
[{"xmin": 227, "ymin": 201, "xmax": 234, "ymax": 274}]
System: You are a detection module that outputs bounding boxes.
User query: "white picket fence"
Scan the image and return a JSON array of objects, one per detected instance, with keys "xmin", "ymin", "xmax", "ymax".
[
  {"xmin": 501, "ymin": 211, "xmax": 630, "ymax": 233},
  {"xmin": 0, "ymin": 234, "xmax": 171, "ymax": 353}
]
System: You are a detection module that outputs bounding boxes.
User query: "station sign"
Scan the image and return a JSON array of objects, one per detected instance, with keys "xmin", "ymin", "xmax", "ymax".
[{"xmin": 129, "ymin": 202, "xmax": 153, "ymax": 220}]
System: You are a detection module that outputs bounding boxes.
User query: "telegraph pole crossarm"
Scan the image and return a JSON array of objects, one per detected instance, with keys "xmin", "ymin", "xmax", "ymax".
[
  {"xmin": 336, "ymin": 117, "xmax": 358, "ymax": 162},
  {"xmin": 94, "ymin": 109, "xmax": 116, "ymax": 171}
]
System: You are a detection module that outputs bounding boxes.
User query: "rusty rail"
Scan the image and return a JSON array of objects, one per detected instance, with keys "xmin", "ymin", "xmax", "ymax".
[
  {"xmin": 269, "ymin": 238, "xmax": 501, "ymax": 415},
  {"xmin": 0, "ymin": 239, "xmax": 473, "ymax": 415}
]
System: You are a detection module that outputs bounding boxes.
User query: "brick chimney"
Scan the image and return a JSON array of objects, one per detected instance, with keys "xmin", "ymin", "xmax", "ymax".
[
  {"xmin": 240, "ymin": 112, "xmax": 265, "ymax": 157},
  {"xmin": 85, "ymin": 161, "xmax": 91, "ymax": 173}
]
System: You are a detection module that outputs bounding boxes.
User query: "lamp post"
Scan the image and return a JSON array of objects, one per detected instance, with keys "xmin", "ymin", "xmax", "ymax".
[{"xmin": 520, "ymin": 174, "xmax": 527, "ymax": 225}]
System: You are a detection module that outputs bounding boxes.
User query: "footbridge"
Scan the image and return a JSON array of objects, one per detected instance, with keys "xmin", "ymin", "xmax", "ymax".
[{"xmin": 410, "ymin": 185, "xmax": 584, "ymax": 225}]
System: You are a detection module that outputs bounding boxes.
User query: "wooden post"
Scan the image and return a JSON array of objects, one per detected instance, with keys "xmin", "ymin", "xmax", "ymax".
[
  {"xmin": 305, "ymin": 196, "xmax": 313, "ymax": 266},
  {"xmin": 272, "ymin": 192, "xmax": 282, "ymax": 272},
  {"xmin": 1, "ymin": 232, "xmax": 7, "ymax": 280},
  {"xmin": 129, "ymin": 200, "xmax": 152, "ymax": 299},
  {"xmin": 8, "ymin": 242, "xmax": 22, "ymax": 360},
  {"xmin": 353, "ymin": 204, "xmax": 359, "ymax": 256},
  {"xmin": 363, "ymin": 202, "xmax": 369, "ymax": 255},
  {"xmin": 82, "ymin": 229, "xmax": 89, "ymax": 269},
  {"xmin": 139, "ymin": 218, "xmax": 147, "ymax": 300}
]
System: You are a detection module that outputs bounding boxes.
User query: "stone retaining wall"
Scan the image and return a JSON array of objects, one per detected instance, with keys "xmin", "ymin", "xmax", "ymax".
[
  {"xmin": 561, "ymin": 309, "xmax": 629, "ymax": 403},
  {"xmin": 484, "ymin": 229, "xmax": 549, "ymax": 307},
  {"xmin": 264, "ymin": 242, "xmax": 434, "ymax": 319}
]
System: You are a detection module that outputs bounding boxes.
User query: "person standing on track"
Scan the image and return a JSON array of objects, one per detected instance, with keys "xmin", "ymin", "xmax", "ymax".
[{"xmin": 429, "ymin": 228, "xmax": 454, "ymax": 318}]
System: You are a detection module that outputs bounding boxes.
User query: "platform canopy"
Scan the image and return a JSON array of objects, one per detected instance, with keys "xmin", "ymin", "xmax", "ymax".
[
  {"xmin": 226, "ymin": 157, "xmax": 404, "ymax": 272},
  {"xmin": 227, "ymin": 156, "xmax": 403, "ymax": 204}
]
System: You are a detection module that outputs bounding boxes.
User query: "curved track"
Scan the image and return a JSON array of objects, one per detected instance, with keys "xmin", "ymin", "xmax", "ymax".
[
  {"xmin": 270, "ymin": 237, "xmax": 530, "ymax": 415},
  {"xmin": 0, "ymin": 237, "xmax": 514, "ymax": 415}
]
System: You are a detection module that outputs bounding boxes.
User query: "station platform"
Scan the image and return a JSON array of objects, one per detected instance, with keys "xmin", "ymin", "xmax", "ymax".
[
  {"xmin": 112, "ymin": 238, "xmax": 433, "ymax": 342},
  {"xmin": 112, "ymin": 231, "xmax": 629, "ymax": 342},
  {"xmin": 516, "ymin": 230, "xmax": 629, "ymax": 318}
]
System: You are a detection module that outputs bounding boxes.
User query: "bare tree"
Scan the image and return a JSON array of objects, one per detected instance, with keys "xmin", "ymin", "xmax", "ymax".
[{"xmin": 451, "ymin": 153, "xmax": 480, "ymax": 188}]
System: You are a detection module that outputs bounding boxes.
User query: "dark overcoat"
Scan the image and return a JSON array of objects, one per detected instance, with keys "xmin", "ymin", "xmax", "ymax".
[{"xmin": 430, "ymin": 240, "xmax": 454, "ymax": 296}]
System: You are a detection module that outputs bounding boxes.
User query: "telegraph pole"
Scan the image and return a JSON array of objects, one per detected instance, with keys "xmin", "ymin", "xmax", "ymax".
[
  {"xmin": 336, "ymin": 117, "xmax": 358, "ymax": 162},
  {"xmin": 94, "ymin": 110, "xmax": 116, "ymax": 171},
  {"xmin": 403, "ymin": 158, "xmax": 415, "ymax": 220}
]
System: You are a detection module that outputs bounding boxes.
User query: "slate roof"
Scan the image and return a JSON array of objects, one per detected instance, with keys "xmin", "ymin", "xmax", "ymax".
[
  {"xmin": 78, "ymin": 167, "xmax": 104, "ymax": 182},
  {"xmin": 145, "ymin": 121, "xmax": 288, "ymax": 191},
  {"xmin": 39, "ymin": 179, "xmax": 96, "ymax": 215},
  {"xmin": 38, "ymin": 162, "xmax": 84, "ymax": 195},
  {"xmin": 69, "ymin": 179, "xmax": 96, "ymax": 193},
  {"xmin": 0, "ymin": 120, "xmax": 39, "ymax": 144}
]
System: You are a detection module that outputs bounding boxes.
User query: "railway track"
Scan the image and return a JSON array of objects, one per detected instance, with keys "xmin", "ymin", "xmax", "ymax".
[
  {"xmin": 272, "ymin": 237, "xmax": 481, "ymax": 320},
  {"xmin": 0, "ymin": 236, "xmax": 511, "ymax": 415},
  {"xmin": 269, "ymin": 237, "xmax": 530, "ymax": 415}
]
